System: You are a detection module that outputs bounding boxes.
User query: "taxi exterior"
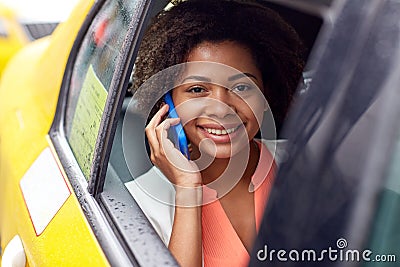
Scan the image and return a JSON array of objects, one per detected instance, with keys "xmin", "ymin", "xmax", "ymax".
[
  {"xmin": 0, "ymin": 0, "xmax": 181, "ymax": 265},
  {"xmin": 0, "ymin": 0, "xmax": 111, "ymax": 266},
  {"xmin": 3, "ymin": 0, "xmax": 397, "ymax": 266}
]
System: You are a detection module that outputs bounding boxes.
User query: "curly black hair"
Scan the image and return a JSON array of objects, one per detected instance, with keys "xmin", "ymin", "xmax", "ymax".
[{"xmin": 131, "ymin": 0, "xmax": 305, "ymax": 131}]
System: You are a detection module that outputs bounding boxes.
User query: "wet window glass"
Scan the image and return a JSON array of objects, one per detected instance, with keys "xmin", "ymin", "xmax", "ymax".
[{"xmin": 64, "ymin": 0, "xmax": 138, "ymax": 180}]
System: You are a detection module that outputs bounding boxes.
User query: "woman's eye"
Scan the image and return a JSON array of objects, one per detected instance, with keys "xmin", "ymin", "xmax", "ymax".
[
  {"xmin": 188, "ymin": 86, "xmax": 206, "ymax": 94},
  {"xmin": 232, "ymin": 84, "xmax": 252, "ymax": 92}
]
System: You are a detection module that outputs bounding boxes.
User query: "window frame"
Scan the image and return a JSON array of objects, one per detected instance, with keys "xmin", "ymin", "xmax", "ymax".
[{"xmin": 86, "ymin": 0, "xmax": 179, "ymax": 264}]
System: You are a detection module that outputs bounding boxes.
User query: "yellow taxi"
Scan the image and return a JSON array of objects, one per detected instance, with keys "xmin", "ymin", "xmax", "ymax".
[
  {"xmin": 2, "ymin": 0, "xmax": 397, "ymax": 266},
  {"xmin": 0, "ymin": 4, "xmax": 27, "ymax": 76},
  {"xmin": 0, "ymin": 3, "xmax": 59, "ymax": 77},
  {"xmin": 0, "ymin": 0, "xmax": 189, "ymax": 265}
]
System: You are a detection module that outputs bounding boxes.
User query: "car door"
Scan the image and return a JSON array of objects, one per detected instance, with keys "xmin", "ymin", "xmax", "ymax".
[
  {"xmin": 250, "ymin": 0, "xmax": 400, "ymax": 266},
  {"xmin": 49, "ymin": 0, "xmax": 178, "ymax": 265}
]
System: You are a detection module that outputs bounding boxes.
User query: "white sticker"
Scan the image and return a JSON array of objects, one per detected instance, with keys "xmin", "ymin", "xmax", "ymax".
[
  {"xmin": 20, "ymin": 147, "xmax": 71, "ymax": 236},
  {"xmin": 68, "ymin": 64, "xmax": 108, "ymax": 179}
]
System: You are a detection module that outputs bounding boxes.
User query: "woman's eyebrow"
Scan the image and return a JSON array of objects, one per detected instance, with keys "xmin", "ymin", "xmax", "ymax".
[
  {"xmin": 228, "ymin": 73, "xmax": 258, "ymax": 81},
  {"xmin": 181, "ymin": 73, "xmax": 258, "ymax": 83},
  {"xmin": 181, "ymin": 75, "xmax": 212, "ymax": 83}
]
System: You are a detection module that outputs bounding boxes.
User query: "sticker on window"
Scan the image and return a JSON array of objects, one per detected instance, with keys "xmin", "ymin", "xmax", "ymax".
[{"xmin": 68, "ymin": 64, "xmax": 108, "ymax": 179}]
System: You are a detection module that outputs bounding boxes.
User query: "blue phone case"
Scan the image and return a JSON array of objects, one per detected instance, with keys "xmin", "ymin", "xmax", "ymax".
[{"xmin": 164, "ymin": 92, "xmax": 190, "ymax": 159}]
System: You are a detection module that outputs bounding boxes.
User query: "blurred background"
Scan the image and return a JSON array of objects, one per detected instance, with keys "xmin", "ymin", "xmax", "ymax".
[
  {"xmin": 0, "ymin": 0, "xmax": 79, "ymax": 22},
  {"xmin": 0, "ymin": 0, "xmax": 79, "ymax": 76}
]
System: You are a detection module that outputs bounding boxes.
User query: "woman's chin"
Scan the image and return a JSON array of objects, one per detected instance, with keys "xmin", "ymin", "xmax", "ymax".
[{"xmin": 205, "ymin": 144, "xmax": 249, "ymax": 159}]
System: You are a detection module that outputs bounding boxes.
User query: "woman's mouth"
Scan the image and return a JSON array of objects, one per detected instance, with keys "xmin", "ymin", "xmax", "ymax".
[
  {"xmin": 198, "ymin": 124, "xmax": 244, "ymax": 143},
  {"xmin": 202, "ymin": 125, "xmax": 240, "ymax": 135}
]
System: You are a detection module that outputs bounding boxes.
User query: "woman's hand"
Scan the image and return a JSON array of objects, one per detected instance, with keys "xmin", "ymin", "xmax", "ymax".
[
  {"xmin": 145, "ymin": 104, "xmax": 202, "ymax": 188},
  {"xmin": 147, "ymin": 105, "xmax": 203, "ymax": 267}
]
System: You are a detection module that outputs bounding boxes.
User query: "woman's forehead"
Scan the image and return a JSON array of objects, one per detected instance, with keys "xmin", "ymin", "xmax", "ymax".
[
  {"xmin": 177, "ymin": 62, "xmax": 260, "ymax": 86},
  {"xmin": 186, "ymin": 41, "xmax": 260, "ymax": 71}
]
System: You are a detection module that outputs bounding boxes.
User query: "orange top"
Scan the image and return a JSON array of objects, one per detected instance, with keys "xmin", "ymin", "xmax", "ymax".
[{"xmin": 202, "ymin": 141, "xmax": 276, "ymax": 267}]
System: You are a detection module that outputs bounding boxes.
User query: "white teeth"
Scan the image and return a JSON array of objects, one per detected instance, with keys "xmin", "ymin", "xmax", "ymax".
[{"xmin": 204, "ymin": 127, "xmax": 237, "ymax": 135}]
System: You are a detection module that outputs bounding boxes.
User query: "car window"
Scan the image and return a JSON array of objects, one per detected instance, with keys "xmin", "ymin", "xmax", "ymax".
[
  {"xmin": 99, "ymin": 1, "xmax": 180, "ymax": 264},
  {"xmin": 64, "ymin": 0, "xmax": 134, "ymax": 180}
]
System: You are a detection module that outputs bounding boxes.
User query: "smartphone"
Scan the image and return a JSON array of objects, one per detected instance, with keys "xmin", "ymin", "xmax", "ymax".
[{"xmin": 164, "ymin": 92, "xmax": 190, "ymax": 159}]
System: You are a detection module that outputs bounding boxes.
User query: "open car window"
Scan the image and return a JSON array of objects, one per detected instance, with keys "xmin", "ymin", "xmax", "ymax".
[{"xmin": 101, "ymin": 0, "xmax": 328, "ymax": 263}]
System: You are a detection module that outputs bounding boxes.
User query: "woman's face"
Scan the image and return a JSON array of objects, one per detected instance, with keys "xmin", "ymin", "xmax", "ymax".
[{"xmin": 171, "ymin": 41, "xmax": 266, "ymax": 159}]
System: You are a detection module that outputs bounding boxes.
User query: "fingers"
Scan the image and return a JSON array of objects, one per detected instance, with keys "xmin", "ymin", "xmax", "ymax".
[
  {"xmin": 147, "ymin": 104, "xmax": 169, "ymax": 128},
  {"xmin": 145, "ymin": 104, "xmax": 181, "ymax": 164},
  {"xmin": 155, "ymin": 117, "xmax": 180, "ymax": 144},
  {"xmin": 157, "ymin": 117, "xmax": 181, "ymax": 154},
  {"xmin": 154, "ymin": 117, "xmax": 181, "ymax": 154},
  {"xmin": 145, "ymin": 104, "xmax": 169, "ymax": 158}
]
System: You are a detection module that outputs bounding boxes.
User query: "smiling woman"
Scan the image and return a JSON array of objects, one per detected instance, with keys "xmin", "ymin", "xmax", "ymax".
[
  {"xmin": 131, "ymin": 0, "xmax": 305, "ymax": 132},
  {"xmin": 124, "ymin": 0, "xmax": 305, "ymax": 266},
  {"xmin": 171, "ymin": 42, "xmax": 267, "ymax": 160}
]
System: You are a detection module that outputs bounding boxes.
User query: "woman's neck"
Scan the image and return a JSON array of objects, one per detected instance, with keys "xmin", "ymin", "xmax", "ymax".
[{"xmin": 198, "ymin": 140, "xmax": 260, "ymax": 191}]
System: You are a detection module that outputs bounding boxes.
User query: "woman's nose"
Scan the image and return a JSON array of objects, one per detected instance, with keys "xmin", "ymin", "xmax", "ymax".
[{"xmin": 203, "ymin": 87, "xmax": 236, "ymax": 118}]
